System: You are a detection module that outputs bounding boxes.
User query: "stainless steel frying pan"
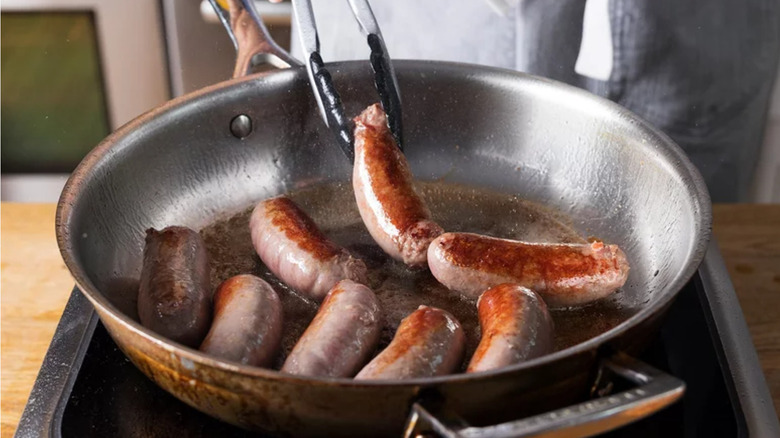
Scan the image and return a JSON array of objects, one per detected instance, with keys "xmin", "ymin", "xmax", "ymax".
[{"xmin": 55, "ymin": 1, "xmax": 711, "ymax": 436}]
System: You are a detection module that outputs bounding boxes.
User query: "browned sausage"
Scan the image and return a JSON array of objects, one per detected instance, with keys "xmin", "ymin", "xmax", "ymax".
[
  {"xmin": 467, "ymin": 284, "xmax": 554, "ymax": 373},
  {"xmin": 282, "ymin": 279, "xmax": 382, "ymax": 377},
  {"xmin": 199, "ymin": 275, "xmax": 283, "ymax": 367},
  {"xmin": 352, "ymin": 103, "xmax": 443, "ymax": 267},
  {"xmin": 250, "ymin": 196, "xmax": 367, "ymax": 302},
  {"xmin": 138, "ymin": 226, "xmax": 212, "ymax": 347},
  {"xmin": 427, "ymin": 232, "xmax": 629, "ymax": 308},
  {"xmin": 355, "ymin": 305, "xmax": 464, "ymax": 380}
]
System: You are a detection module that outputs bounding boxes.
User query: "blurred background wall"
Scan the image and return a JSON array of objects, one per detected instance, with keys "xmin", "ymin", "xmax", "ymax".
[{"xmin": 1, "ymin": 0, "xmax": 778, "ymax": 202}]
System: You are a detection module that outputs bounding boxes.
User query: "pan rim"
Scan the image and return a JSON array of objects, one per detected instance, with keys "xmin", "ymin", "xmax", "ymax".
[{"xmin": 56, "ymin": 59, "xmax": 712, "ymax": 387}]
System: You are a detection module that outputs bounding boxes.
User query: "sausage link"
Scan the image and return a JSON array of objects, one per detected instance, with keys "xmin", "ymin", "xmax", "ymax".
[
  {"xmin": 250, "ymin": 196, "xmax": 367, "ymax": 302},
  {"xmin": 355, "ymin": 305, "xmax": 464, "ymax": 380},
  {"xmin": 282, "ymin": 279, "xmax": 382, "ymax": 377},
  {"xmin": 467, "ymin": 284, "xmax": 554, "ymax": 373},
  {"xmin": 427, "ymin": 232, "xmax": 630, "ymax": 308},
  {"xmin": 199, "ymin": 275, "xmax": 282, "ymax": 367},
  {"xmin": 138, "ymin": 226, "xmax": 212, "ymax": 347},
  {"xmin": 353, "ymin": 103, "xmax": 443, "ymax": 267}
]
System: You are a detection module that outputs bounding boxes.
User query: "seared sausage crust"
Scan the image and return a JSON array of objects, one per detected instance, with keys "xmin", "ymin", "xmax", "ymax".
[
  {"xmin": 282, "ymin": 279, "xmax": 382, "ymax": 377},
  {"xmin": 355, "ymin": 305, "xmax": 464, "ymax": 380},
  {"xmin": 353, "ymin": 104, "xmax": 443, "ymax": 267},
  {"xmin": 428, "ymin": 232, "xmax": 629, "ymax": 307},
  {"xmin": 250, "ymin": 196, "xmax": 367, "ymax": 302},
  {"xmin": 199, "ymin": 274, "xmax": 283, "ymax": 367},
  {"xmin": 467, "ymin": 284, "xmax": 554, "ymax": 372},
  {"xmin": 138, "ymin": 226, "xmax": 212, "ymax": 347}
]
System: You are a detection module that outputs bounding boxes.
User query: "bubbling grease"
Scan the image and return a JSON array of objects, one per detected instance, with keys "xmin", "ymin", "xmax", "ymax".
[{"xmin": 200, "ymin": 181, "xmax": 633, "ymax": 372}]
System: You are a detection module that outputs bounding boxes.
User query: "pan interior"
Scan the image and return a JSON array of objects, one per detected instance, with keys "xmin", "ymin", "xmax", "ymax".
[
  {"xmin": 61, "ymin": 61, "xmax": 708, "ymax": 376},
  {"xmin": 200, "ymin": 181, "xmax": 633, "ymax": 371}
]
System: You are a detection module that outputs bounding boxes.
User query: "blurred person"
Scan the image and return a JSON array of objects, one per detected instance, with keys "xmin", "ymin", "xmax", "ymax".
[{"xmin": 289, "ymin": 0, "xmax": 780, "ymax": 202}]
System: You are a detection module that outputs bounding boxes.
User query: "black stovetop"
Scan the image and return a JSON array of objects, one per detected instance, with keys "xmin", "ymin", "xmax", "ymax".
[{"xmin": 14, "ymin": 241, "xmax": 780, "ymax": 437}]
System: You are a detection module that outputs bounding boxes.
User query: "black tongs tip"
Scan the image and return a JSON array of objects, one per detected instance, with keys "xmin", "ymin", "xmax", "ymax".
[{"xmin": 293, "ymin": 0, "xmax": 403, "ymax": 161}]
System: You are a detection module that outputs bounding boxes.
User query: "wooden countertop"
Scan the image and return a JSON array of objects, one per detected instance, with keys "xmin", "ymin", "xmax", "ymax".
[{"xmin": 2, "ymin": 203, "xmax": 779, "ymax": 435}]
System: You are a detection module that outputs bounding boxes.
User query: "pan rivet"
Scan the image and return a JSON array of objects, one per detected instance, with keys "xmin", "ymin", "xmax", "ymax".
[{"xmin": 230, "ymin": 114, "xmax": 252, "ymax": 139}]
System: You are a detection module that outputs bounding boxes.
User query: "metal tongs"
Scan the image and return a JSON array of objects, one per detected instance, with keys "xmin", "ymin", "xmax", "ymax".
[
  {"xmin": 293, "ymin": 0, "xmax": 403, "ymax": 162},
  {"xmin": 208, "ymin": 0, "xmax": 403, "ymax": 163}
]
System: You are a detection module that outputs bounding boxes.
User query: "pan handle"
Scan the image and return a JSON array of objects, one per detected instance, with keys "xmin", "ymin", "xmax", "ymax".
[
  {"xmin": 208, "ymin": 0, "xmax": 302, "ymax": 78},
  {"xmin": 404, "ymin": 352, "xmax": 685, "ymax": 438}
]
